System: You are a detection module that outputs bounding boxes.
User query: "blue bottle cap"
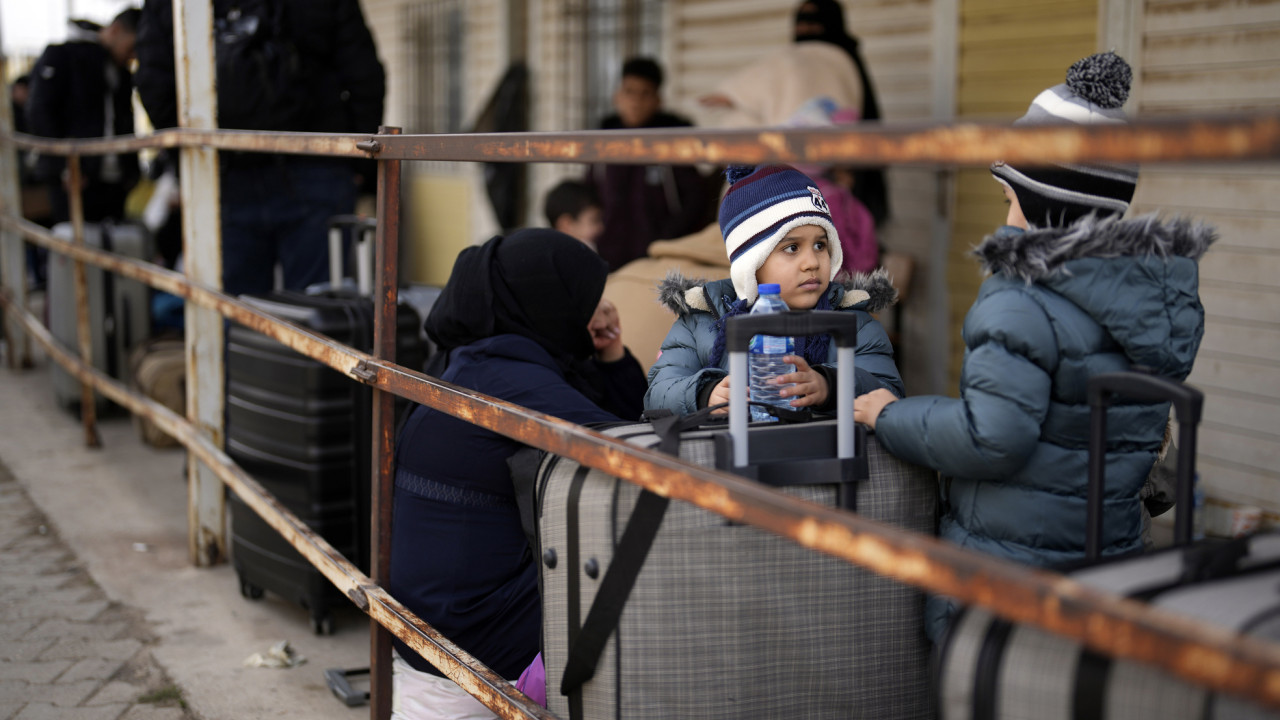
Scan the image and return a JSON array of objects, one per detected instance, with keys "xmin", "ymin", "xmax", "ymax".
[{"xmin": 758, "ymin": 283, "xmax": 781, "ymax": 294}]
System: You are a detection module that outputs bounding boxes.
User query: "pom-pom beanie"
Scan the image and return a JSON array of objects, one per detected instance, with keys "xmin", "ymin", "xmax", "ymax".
[
  {"xmin": 718, "ymin": 165, "xmax": 841, "ymax": 304},
  {"xmin": 990, "ymin": 52, "xmax": 1140, "ymax": 228}
]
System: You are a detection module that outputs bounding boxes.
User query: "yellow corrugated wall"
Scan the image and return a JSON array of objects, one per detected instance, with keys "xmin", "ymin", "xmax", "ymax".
[{"xmin": 947, "ymin": 0, "xmax": 1098, "ymax": 389}]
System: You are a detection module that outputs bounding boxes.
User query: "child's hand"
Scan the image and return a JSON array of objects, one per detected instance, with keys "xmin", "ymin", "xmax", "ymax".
[
  {"xmin": 589, "ymin": 299, "xmax": 624, "ymax": 362},
  {"xmin": 708, "ymin": 376, "xmax": 731, "ymax": 414},
  {"xmin": 854, "ymin": 388, "xmax": 899, "ymax": 429},
  {"xmin": 777, "ymin": 355, "xmax": 828, "ymax": 408}
]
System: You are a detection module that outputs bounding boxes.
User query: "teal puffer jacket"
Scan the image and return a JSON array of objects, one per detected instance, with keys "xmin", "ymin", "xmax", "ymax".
[
  {"xmin": 876, "ymin": 216, "xmax": 1214, "ymax": 572},
  {"xmin": 645, "ymin": 269, "xmax": 905, "ymax": 415}
]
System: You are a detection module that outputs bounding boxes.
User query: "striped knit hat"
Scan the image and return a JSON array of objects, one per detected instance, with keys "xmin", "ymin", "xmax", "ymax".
[
  {"xmin": 718, "ymin": 165, "xmax": 841, "ymax": 304},
  {"xmin": 990, "ymin": 52, "xmax": 1139, "ymax": 228}
]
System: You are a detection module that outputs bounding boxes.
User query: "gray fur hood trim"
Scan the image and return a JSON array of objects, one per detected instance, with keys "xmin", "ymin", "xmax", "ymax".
[
  {"xmin": 657, "ymin": 268, "xmax": 898, "ymax": 316},
  {"xmin": 973, "ymin": 213, "xmax": 1217, "ymax": 283}
]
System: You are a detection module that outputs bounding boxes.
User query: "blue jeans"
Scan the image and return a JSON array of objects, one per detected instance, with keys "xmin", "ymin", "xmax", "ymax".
[{"xmin": 220, "ymin": 157, "xmax": 358, "ymax": 297}]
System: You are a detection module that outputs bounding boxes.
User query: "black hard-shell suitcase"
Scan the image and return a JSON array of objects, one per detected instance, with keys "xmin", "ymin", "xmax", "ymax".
[
  {"xmin": 532, "ymin": 311, "xmax": 938, "ymax": 719},
  {"xmin": 225, "ymin": 290, "xmax": 425, "ymax": 634},
  {"xmin": 936, "ymin": 372, "xmax": 1280, "ymax": 720}
]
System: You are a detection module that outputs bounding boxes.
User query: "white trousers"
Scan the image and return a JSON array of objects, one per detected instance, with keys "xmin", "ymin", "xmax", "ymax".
[{"xmin": 391, "ymin": 650, "xmax": 499, "ymax": 720}]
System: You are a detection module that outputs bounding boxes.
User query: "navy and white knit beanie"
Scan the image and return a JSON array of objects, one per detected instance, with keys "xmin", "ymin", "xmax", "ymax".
[
  {"xmin": 718, "ymin": 165, "xmax": 841, "ymax": 304},
  {"xmin": 990, "ymin": 52, "xmax": 1139, "ymax": 228}
]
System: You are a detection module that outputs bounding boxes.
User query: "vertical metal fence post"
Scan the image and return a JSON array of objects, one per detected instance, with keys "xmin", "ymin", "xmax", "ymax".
[
  {"xmin": 174, "ymin": 0, "xmax": 226, "ymax": 566},
  {"xmin": 0, "ymin": 46, "xmax": 32, "ymax": 369},
  {"xmin": 67, "ymin": 155, "xmax": 101, "ymax": 447},
  {"xmin": 370, "ymin": 125, "xmax": 402, "ymax": 720}
]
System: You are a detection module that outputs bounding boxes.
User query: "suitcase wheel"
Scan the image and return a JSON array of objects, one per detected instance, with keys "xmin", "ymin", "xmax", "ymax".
[
  {"xmin": 311, "ymin": 612, "xmax": 335, "ymax": 636},
  {"xmin": 239, "ymin": 577, "xmax": 265, "ymax": 600}
]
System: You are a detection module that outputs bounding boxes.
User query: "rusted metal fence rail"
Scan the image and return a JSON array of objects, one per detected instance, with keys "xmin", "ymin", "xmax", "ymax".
[{"xmin": 3, "ymin": 115, "xmax": 1280, "ymax": 718}]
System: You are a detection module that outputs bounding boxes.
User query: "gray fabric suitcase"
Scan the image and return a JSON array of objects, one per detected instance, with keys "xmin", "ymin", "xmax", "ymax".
[
  {"xmin": 48, "ymin": 221, "xmax": 152, "ymax": 411},
  {"xmin": 535, "ymin": 310, "xmax": 937, "ymax": 719},
  {"xmin": 937, "ymin": 534, "xmax": 1280, "ymax": 720},
  {"xmin": 936, "ymin": 372, "xmax": 1280, "ymax": 720}
]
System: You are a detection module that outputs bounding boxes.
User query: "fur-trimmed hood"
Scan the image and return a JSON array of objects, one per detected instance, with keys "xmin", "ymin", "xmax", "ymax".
[
  {"xmin": 658, "ymin": 268, "xmax": 899, "ymax": 317},
  {"xmin": 972, "ymin": 213, "xmax": 1216, "ymax": 283},
  {"xmin": 974, "ymin": 213, "xmax": 1211, "ymax": 378}
]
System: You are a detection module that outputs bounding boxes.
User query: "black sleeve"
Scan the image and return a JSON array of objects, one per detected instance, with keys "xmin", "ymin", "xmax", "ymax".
[
  {"xmin": 813, "ymin": 365, "xmax": 838, "ymax": 414},
  {"xmin": 25, "ymin": 46, "xmax": 69, "ymax": 181},
  {"xmin": 659, "ymin": 164, "xmax": 712, "ymax": 241},
  {"xmin": 25, "ymin": 47, "xmax": 66, "ymax": 139},
  {"xmin": 592, "ymin": 349, "xmax": 648, "ymax": 422},
  {"xmin": 134, "ymin": 0, "xmax": 178, "ymax": 130},
  {"xmin": 331, "ymin": 0, "xmax": 385, "ymax": 133}
]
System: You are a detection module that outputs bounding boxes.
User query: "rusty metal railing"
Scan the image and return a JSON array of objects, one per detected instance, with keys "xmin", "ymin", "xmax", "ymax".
[{"xmin": 2, "ymin": 115, "xmax": 1280, "ymax": 720}]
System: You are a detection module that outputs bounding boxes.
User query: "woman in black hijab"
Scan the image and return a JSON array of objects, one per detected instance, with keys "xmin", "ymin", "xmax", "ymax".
[
  {"xmin": 389, "ymin": 229, "xmax": 645, "ymax": 716},
  {"xmin": 793, "ymin": 0, "xmax": 890, "ymax": 226}
]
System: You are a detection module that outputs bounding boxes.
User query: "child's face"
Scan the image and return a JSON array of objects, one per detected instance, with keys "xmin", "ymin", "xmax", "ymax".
[
  {"xmin": 614, "ymin": 76, "xmax": 661, "ymax": 128},
  {"xmin": 756, "ymin": 225, "xmax": 831, "ymax": 310},
  {"xmin": 555, "ymin": 207, "xmax": 604, "ymax": 247},
  {"xmin": 999, "ymin": 180, "xmax": 1028, "ymax": 229}
]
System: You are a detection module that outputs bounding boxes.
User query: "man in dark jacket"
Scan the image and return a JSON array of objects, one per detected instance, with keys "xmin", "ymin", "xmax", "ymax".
[
  {"xmin": 588, "ymin": 57, "xmax": 710, "ymax": 271},
  {"xmin": 25, "ymin": 9, "xmax": 142, "ymax": 225},
  {"xmin": 134, "ymin": 0, "xmax": 385, "ymax": 296}
]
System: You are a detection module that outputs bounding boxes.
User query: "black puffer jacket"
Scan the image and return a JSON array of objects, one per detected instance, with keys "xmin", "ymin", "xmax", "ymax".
[
  {"xmin": 25, "ymin": 22, "xmax": 139, "ymax": 187},
  {"xmin": 135, "ymin": 0, "xmax": 384, "ymax": 135}
]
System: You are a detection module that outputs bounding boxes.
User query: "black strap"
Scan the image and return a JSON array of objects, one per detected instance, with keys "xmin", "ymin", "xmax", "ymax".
[
  {"xmin": 973, "ymin": 617, "xmax": 1013, "ymax": 720},
  {"xmin": 1072, "ymin": 650, "xmax": 1111, "ymax": 720},
  {"xmin": 564, "ymin": 466, "xmax": 589, "ymax": 720},
  {"xmin": 560, "ymin": 488, "xmax": 670, "ymax": 698}
]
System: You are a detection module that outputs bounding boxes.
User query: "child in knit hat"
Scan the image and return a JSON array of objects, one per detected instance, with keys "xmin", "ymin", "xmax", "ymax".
[
  {"xmin": 644, "ymin": 164, "xmax": 904, "ymax": 416},
  {"xmin": 852, "ymin": 52, "xmax": 1216, "ymax": 641}
]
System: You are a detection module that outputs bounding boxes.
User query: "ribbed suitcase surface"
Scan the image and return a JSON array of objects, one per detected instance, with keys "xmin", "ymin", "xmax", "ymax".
[
  {"xmin": 226, "ymin": 291, "xmax": 424, "ymax": 632},
  {"xmin": 537, "ymin": 421, "xmax": 937, "ymax": 720}
]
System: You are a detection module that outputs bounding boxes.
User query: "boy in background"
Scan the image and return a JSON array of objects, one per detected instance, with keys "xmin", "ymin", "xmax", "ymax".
[
  {"xmin": 589, "ymin": 57, "xmax": 710, "ymax": 271},
  {"xmin": 543, "ymin": 179, "xmax": 603, "ymax": 249}
]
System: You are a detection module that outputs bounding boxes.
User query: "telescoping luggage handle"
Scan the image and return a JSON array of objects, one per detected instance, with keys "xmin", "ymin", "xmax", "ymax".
[
  {"xmin": 1086, "ymin": 372, "xmax": 1203, "ymax": 561},
  {"xmin": 725, "ymin": 310, "xmax": 858, "ymax": 468},
  {"xmin": 327, "ymin": 214, "xmax": 377, "ymax": 295}
]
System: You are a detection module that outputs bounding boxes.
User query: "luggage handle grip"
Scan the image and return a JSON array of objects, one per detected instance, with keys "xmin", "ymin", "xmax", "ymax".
[
  {"xmin": 1086, "ymin": 371, "xmax": 1203, "ymax": 561},
  {"xmin": 726, "ymin": 311, "xmax": 856, "ymax": 467},
  {"xmin": 724, "ymin": 310, "xmax": 859, "ymax": 351}
]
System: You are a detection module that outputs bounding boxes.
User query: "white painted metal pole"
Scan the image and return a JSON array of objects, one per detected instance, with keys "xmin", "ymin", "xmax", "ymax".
[
  {"xmin": 0, "ymin": 19, "xmax": 32, "ymax": 369},
  {"xmin": 173, "ymin": 0, "xmax": 226, "ymax": 566}
]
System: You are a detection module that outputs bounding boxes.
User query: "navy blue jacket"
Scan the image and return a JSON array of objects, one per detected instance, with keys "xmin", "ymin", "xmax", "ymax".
[{"xmin": 390, "ymin": 334, "xmax": 645, "ymax": 678}]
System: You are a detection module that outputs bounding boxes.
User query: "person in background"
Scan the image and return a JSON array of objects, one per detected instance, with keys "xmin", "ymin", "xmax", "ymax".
[
  {"xmin": 589, "ymin": 57, "xmax": 711, "ymax": 271},
  {"xmin": 10, "ymin": 74, "xmax": 54, "ymax": 288},
  {"xmin": 390, "ymin": 229, "xmax": 645, "ymax": 719},
  {"xmin": 853, "ymin": 53, "xmax": 1215, "ymax": 642},
  {"xmin": 25, "ymin": 9, "xmax": 142, "ymax": 226},
  {"xmin": 543, "ymin": 179, "xmax": 604, "ymax": 248},
  {"xmin": 134, "ymin": 0, "xmax": 385, "ymax": 297},
  {"xmin": 645, "ymin": 165, "xmax": 902, "ymax": 416},
  {"xmin": 699, "ymin": 0, "xmax": 889, "ymax": 226}
]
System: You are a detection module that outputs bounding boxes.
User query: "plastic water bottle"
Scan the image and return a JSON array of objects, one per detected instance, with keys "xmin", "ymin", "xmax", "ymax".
[{"xmin": 747, "ymin": 284, "xmax": 795, "ymax": 423}]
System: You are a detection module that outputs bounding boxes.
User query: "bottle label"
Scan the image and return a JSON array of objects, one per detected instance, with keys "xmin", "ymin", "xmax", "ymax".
[{"xmin": 761, "ymin": 335, "xmax": 788, "ymax": 354}]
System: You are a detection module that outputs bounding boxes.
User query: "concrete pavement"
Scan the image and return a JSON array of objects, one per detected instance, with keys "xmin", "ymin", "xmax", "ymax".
[{"xmin": 0, "ymin": 354, "xmax": 374, "ymax": 719}]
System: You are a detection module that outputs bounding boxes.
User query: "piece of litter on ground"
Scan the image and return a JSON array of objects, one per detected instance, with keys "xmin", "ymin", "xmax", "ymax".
[
  {"xmin": 243, "ymin": 640, "xmax": 307, "ymax": 669},
  {"xmin": 132, "ymin": 542, "xmax": 150, "ymax": 553}
]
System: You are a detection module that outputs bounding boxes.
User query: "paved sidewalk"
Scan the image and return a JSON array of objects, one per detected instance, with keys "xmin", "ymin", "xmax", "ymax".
[
  {"xmin": 0, "ymin": 357, "xmax": 371, "ymax": 720},
  {"xmin": 0, "ymin": 462, "xmax": 190, "ymax": 720}
]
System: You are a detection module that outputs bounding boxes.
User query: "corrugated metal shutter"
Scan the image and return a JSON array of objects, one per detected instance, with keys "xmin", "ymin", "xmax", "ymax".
[
  {"xmin": 947, "ymin": 0, "xmax": 1098, "ymax": 388},
  {"xmin": 1132, "ymin": 0, "xmax": 1280, "ymax": 515},
  {"xmin": 665, "ymin": 0, "xmax": 942, "ymax": 392}
]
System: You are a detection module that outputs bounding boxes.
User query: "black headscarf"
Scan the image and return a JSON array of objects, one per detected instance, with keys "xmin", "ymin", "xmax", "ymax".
[
  {"xmin": 794, "ymin": 0, "xmax": 890, "ymax": 226},
  {"xmin": 424, "ymin": 229, "xmax": 609, "ymax": 398}
]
